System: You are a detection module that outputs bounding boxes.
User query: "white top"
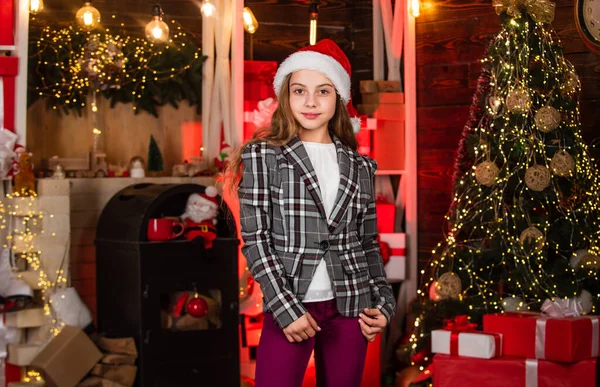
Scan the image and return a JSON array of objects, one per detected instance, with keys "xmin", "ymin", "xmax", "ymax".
[{"xmin": 302, "ymin": 141, "xmax": 340, "ymax": 303}]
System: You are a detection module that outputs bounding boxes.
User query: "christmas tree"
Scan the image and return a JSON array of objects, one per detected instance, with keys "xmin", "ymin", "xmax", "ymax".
[
  {"xmin": 406, "ymin": 0, "xmax": 600, "ymax": 372},
  {"xmin": 147, "ymin": 135, "xmax": 164, "ymax": 172}
]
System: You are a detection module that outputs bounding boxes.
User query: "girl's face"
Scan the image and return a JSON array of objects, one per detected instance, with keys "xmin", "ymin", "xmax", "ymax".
[{"xmin": 288, "ymin": 70, "xmax": 337, "ymax": 135}]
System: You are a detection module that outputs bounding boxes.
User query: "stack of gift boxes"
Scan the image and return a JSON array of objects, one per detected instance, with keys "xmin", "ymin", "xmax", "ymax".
[{"xmin": 431, "ymin": 308, "xmax": 599, "ymax": 386}]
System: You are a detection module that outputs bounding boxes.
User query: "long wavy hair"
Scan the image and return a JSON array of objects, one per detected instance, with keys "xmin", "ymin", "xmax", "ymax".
[{"xmin": 223, "ymin": 73, "xmax": 358, "ymax": 193}]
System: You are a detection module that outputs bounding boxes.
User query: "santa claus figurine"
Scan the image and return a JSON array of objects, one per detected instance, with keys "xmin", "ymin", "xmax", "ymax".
[{"xmin": 181, "ymin": 186, "xmax": 219, "ymax": 248}]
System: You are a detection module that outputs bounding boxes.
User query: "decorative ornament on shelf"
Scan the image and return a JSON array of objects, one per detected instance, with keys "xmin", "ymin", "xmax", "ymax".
[
  {"xmin": 501, "ymin": 296, "xmax": 525, "ymax": 312},
  {"xmin": 506, "ymin": 87, "xmax": 531, "ymax": 113},
  {"xmin": 180, "ymin": 187, "xmax": 219, "ymax": 248},
  {"xmin": 534, "ymin": 106, "xmax": 561, "ymax": 133},
  {"xmin": 145, "ymin": 5, "xmax": 169, "ymax": 44},
  {"xmin": 147, "ymin": 135, "xmax": 164, "ymax": 173},
  {"xmin": 525, "ymin": 164, "xmax": 551, "ymax": 191},
  {"xmin": 550, "ymin": 149, "xmax": 574, "ymax": 177},
  {"xmin": 214, "ymin": 142, "xmax": 233, "ymax": 171},
  {"xmin": 13, "ymin": 152, "xmax": 36, "ymax": 196},
  {"xmin": 475, "ymin": 160, "xmax": 500, "ymax": 187},
  {"xmin": 129, "ymin": 156, "xmax": 146, "ymax": 178},
  {"xmin": 434, "ymin": 272, "xmax": 462, "ymax": 300},
  {"xmin": 75, "ymin": 0, "xmax": 101, "ymax": 30},
  {"xmin": 52, "ymin": 164, "xmax": 66, "ymax": 179},
  {"xmin": 519, "ymin": 226, "xmax": 545, "ymax": 250}
]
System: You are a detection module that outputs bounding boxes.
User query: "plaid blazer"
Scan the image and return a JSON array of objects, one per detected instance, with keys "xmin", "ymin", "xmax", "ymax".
[{"xmin": 238, "ymin": 134, "xmax": 395, "ymax": 329}]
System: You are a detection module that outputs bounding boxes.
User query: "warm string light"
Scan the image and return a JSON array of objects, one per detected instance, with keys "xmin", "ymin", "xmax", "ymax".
[
  {"xmin": 309, "ymin": 1, "xmax": 318, "ymax": 46},
  {"xmin": 30, "ymin": 23, "xmax": 203, "ymax": 115},
  {"xmin": 4, "ymin": 192, "xmax": 65, "ymax": 339},
  {"xmin": 408, "ymin": 13, "xmax": 600, "ymax": 362},
  {"xmin": 29, "ymin": 0, "xmax": 44, "ymax": 15}
]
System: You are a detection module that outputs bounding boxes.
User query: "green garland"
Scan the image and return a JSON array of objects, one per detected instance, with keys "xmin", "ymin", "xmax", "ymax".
[{"xmin": 28, "ymin": 21, "xmax": 206, "ymax": 117}]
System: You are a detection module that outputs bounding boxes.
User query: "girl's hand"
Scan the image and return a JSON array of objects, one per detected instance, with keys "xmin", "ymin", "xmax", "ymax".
[
  {"xmin": 358, "ymin": 308, "xmax": 388, "ymax": 342},
  {"xmin": 283, "ymin": 312, "xmax": 321, "ymax": 343}
]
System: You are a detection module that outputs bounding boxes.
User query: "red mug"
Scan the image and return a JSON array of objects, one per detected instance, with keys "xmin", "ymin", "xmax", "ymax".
[{"xmin": 147, "ymin": 218, "xmax": 184, "ymax": 241}]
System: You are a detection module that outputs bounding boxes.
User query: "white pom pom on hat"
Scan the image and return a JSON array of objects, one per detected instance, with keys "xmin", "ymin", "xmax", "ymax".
[
  {"xmin": 273, "ymin": 39, "xmax": 362, "ymax": 134},
  {"xmin": 200, "ymin": 186, "xmax": 218, "ymax": 205}
]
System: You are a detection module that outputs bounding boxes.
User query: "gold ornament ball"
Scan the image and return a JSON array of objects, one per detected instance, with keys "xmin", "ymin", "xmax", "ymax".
[
  {"xmin": 580, "ymin": 254, "xmax": 600, "ymax": 270},
  {"xmin": 488, "ymin": 95, "xmax": 503, "ymax": 115},
  {"xmin": 550, "ymin": 150, "xmax": 575, "ymax": 177},
  {"xmin": 436, "ymin": 272, "xmax": 462, "ymax": 300},
  {"xmin": 535, "ymin": 106, "xmax": 561, "ymax": 133},
  {"xmin": 520, "ymin": 226, "xmax": 545, "ymax": 250},
  {"xmin": 525, "ymin": 165, "xmax": 551, "ymax": 191},
  {"xmin": 475, "ymin": 161, "xmax": 500, "ymax": 187},
  {"xmin": 506, "ymin": 87, "xmax": 531, "ymax": 113},
  {"xmin": 561, "ymin": 73, "xmax": 579, "ymax": 96}
]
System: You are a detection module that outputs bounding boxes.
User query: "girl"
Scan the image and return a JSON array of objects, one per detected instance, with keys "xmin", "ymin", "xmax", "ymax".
[{"xmin": 229, "ymin": 39, "xmax": 396, "ymax": 387}]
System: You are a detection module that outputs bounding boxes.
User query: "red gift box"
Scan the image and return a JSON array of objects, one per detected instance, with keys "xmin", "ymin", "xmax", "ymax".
[
  {"xmin": 0, "ymin": 57, "xmax": 18, "ymax": 133},
  {"xmin": 244, "ymin": 60, "xmax": 277, "ymax": 101},
  {"xmin": 0, "ymin": 0, "xmax": 15, "ymax": 45},
  {"xmin": 375, "ymin": 197, "xmax": 396, "ymax": 233},
  {"xmin": 483, "ymin": 312, "xmax": 600, "ymax": 363},
  {"xmin": 433, "ymin": 354, "xmax": 596, "ymax": 387}
]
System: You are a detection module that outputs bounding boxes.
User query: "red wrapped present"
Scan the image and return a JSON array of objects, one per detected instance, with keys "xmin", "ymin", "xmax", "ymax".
[
  {"xmin": 0, "ymin": 57, "xmax": 18, "ymax": 133},
  {"xmin": 433, "ymin": 354, "xmax": 596, "ymax": 387},
  {"xmin": 0, "ymin": 0, "xmax": 14, "ymax": 45},
  {"xmin": 356, "ymin": 128, "xmax": 371, "ymax": 157},
  {"xmin": 432, "ymin": 315, "xmax": 502, "ymax": 359},
  {"xmin": 379, "ymin": 233, "xmax": 405, "ymax": 282},
  {"xmin": 483, "ymin": 310, "xmax": 599, "ymax": 363},
  {"xmin": 375, "ymin": 195, "xmax": 395, "ymax": 233},
  {"xmin": 244, "ymin": 61, "xmax": 277, "ymax": 101}
]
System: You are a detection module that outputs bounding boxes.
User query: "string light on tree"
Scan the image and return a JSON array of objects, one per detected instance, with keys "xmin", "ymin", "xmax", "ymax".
[
  {"xmin": 75, "ymin": 0, "xmax": 101, "ymax": 30},
  {"xmin": 145, "ymin": 5, "xmax": 169, "ymax": 44},
  {"xmin": 403, "ymin": 1, "xmax": 600, "ymax": 377}
]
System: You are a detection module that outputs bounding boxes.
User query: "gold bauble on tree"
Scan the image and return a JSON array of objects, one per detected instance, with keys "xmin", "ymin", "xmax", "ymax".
[
  {"xmin": 506, "ymin": 87, "xmax": 531, "ymax": 113},
  {"xmin": 561, "ymin": 72, "xmax": 579, "ymax": 96},
  {"xmin": 550, "ymin": 150, "xmax": 575, "ymax": 177},
  {"xmin": 475, "ymin": 161, "xmax": 500, "ymax": 187},
  {"xmin": 488, "ymin": 95, "xmax": 503, "ymax": 115},
  {"xmin": 520, "ymin": 226, "xmax": 545, "ymax": 250},
  {"xmin": 534, "ymin": 106, "xmax": 561, "ymax": 133},
  {"xmin": 525, "ymin": 165, "xmax": 551, "ymax": 191},
  {"xmin": 436, "ymin": 272, "xmax": 462, "ymax": 300}
]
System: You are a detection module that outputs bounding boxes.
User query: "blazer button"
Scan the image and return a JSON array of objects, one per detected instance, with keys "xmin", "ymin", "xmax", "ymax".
[{"xmin": 319, "ymin": 240, "xmax": 330, "ymax": 250}]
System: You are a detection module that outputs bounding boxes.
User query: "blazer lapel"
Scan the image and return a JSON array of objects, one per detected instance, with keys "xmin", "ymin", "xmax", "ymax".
[
  {"xmin": 327, "ymin": 135, "xmax": 359, "ymax": 233},
  {"xmin": 280, "ymin": 135, "xmax": 329, "ymax": 222}
]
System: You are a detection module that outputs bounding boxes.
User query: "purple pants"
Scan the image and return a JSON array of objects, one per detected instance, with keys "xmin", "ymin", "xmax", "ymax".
[{"xmin": 254, "ymin": 299, "xmax": 368, "ymax": 387}]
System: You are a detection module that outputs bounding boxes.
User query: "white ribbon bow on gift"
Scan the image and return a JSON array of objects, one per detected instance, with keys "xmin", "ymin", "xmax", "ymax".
[{"xmin": 540, "ymin": 297, "xmax": 583, "ymax": 318}]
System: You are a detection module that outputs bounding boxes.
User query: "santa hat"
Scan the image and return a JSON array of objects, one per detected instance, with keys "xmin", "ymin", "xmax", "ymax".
[
  {"xmin": 273, "ymin": 39, "xmax": 362, "ymax": 134},
  {"xmin": 199, "ymin": 186, "xmax": 218, "ymax": 207}
]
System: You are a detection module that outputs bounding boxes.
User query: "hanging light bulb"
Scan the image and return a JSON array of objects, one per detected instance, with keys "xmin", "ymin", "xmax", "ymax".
[
  {"xmin": 201, "ymin": 0, "xmax": 215, "ymax": 17},
  {"xmin": 30, "ymin": 0, "xmax": 44, "ymax": 15},
  {"xmin": 75, "ymin": 1, "xmax": 101, "ymax": 30},
  {"xmin": 309, "ymin": 1, "xmax": 318, "ymax": 46},
  {"xmin": 411, "ymin": 0, "xmax": 420, "ymax": 17},
  {"xmin": 243, "ymin": 7, "xmax": 258, "ymax": 34},
  {"xmin": 145, "ymin": 5, "xmax": 170, "ymax": 44}
]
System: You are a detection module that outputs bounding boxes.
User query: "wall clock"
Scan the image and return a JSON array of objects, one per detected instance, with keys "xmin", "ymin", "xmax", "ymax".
[{"xmin": 575, "ymin": 0, "xmax": 600, "ymax": 54}]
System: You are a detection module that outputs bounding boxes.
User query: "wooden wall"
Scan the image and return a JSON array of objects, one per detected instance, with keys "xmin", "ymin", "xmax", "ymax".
[
  {"xmin": 416, "ymin": 0, "xmax": 600, "ymax": 266},
  {"xmin": 27, "ymin": 0, "xmax": 374, "ymax": 168}
]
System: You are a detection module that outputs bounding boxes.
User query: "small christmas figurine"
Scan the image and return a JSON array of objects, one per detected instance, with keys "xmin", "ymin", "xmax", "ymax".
[
  {"xmin": 52, "ymin": 164, "xmax": 66, "ymax": 179},
  {"xmin": 180, "ymin": 186, "xmax": 219, "ymax": 248},
  {"xmin": 13, "ymin": 151, "xmax": 35, "ymax": 195},
  {"xmin": 214, "ymin": 142, "xmax": 232, "ymax": 171},
  {"xmin": 129, "ymin": 156, "xmax": 146, "ymax": 178}
]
